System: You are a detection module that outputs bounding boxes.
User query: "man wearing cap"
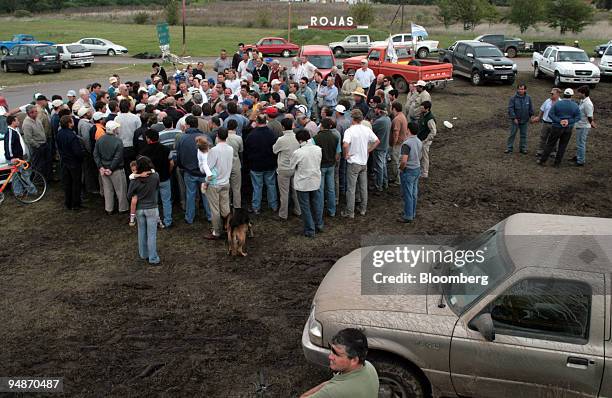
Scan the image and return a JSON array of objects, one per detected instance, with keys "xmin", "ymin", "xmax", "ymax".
[
  {"xmin": 341, "ymin": 109, "xmax": 380, "ymax": 218},
  {"xmin": 264, "ymin": 107, "xmax": 283, "ymax": 137},
  {"xmin": 268, "ymin": 59, "xmax": 287, "ymax": 83},
  {"xmin": 506, "ymin": 83, "xmax": 533, "ymax": 155},
  {"xmin": 66, "ymin": 90, "xmax": 77, "ymax": 105},
  {"xmin": 270, "ymin": 79, "xmax": 286, "ymax": 102},
  {"xmin": 273, "ymin": 117, "xmax": 301, "ymax": 220},
  {"xmin": 398, "ymin": 121, "xmax": 423, "ymax": 223},
  {"xmin": 108, "ymin": 77, "xmax": 120, "ymax": 100},
  {"xmin": 341, "ymin": 70, "xmax": 360, "ymax": 106},
  {"xmin": 23, "ymin": 104, "xmax": 52, "ymax": 180},
  {"xmin": 408, "ymin": 81, "xmax": 430, "ymax": 121},
  {"xmin": 352, "ymin": 87, "xmax": 369, "ymax": 120},
  {"xmin": 371, "ymin": 103, "xmax": 391, "ymax": 192},
  {"xmin": 334, "ymin": 104, "xmax": 351, "ymax": 197},
  {"xmin": 355, "ymin": 60, "xmax": 375, "ymax": 91},
  {"xmin": 94, "ymin": 120, "xmax": 129, "ymax": 215},
  {"xmin": 538, "ymin": 88, "xmax": 581, "ymax": 167},
  {"xmin": 92, "ymin": 112, "xmax": 106, "ymax": 142}
]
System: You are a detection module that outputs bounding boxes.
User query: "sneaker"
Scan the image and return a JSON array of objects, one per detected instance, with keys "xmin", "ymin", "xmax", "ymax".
[
  {"xmin": 340, "ymin": 210, "xmax": 354, "ymax": 219},
  {"xmin": 504, "ymin": 149, "xmax": 512, "ymax": 154},
  {"xmin": 396, "ymin": 217, "xmax": 412, "ymax": 223},
  {"xmin": 574, "ymin": 162, "xmax": 584, "ymax": 167},
  {"xmin": 204, "ymin": 233, "xmax": 221, "ymax": 240},
  {"xmin": 359, "ymin": 210, "xmax": 367, "ymax": 216},
  {"xmin": 520, "ymin": 150, "xmax": 528, "ymax": 155},
  {"xmin": 157, "ymin": 220, "xmax": 165, "ymax": 229}
]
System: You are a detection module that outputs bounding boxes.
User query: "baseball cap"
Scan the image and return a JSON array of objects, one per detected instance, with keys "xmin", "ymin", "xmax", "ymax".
[
  {"xmin": 242, "ymin": 99, "xmax": 253, "ymax": 107},
  {"xmin": 564, "ymin": 88, "xmax": 574, "ymax": 96},
  {"xmin": 207, "ymin": 77, "xmax": 216, "ymax": 85},
  {"xmin": 264, "ymin": 107, "xmax": 278, "ymax": 116},
  {"xmin": 66, "ymin": 90, "xmax": 76, "ymax": 97},
  {"xmin": 138, "ymin": 87, "xmax": 148, "ymax": 94},
  {"xmin": 105, "ymin": 120, "xmax": 120, "ymax": 132},
  {"xmin": 257, "ymin": 77, "xmax": 268, "ymax": 84},
  {"xmin": 415, "ymin": 80, "xmax": 427, "ymax": 87},
  {"xmin": 77, "ymin": 107, "xmax": 90, "ymax": 117},
  {"xmin": 264, "ymin": 57, "xmax": 273, "ymax": 63},
  {"xmin": 148, "ymin": 96, "xmax": 160, "ymax": 106},
  {"xmin": 287, "ymin": 93, "xmax": 298, "ymax": 101},
  {"xmin": 348, "ymin": 71, "xmax": 355, "ymax": 76},
  {"xmin": 36, "ymin": 94, "xmax": 48, "ymax": 101},
  {"xmin": 335, "ymin": 104, "xmax": 346, "ymax": 114},
  {"xmin": 144, "ymin": 78, "xmax": 152, "ymax": 85},
  {"xmin": 109, "ymin": 76, "xmax": 118, "ymax": 84},
  {"xmin": 33, "ymin": 92, "xmax": 42, "ymax": 100},
  {"xmin": 51, "ymin": 99, "xmax": 63, "ymax": 108},
  {"xmin": 92, "ymin": 112, "xmax": 105, "ymax": 121},
  {"xmin": 296, "ymin": 104, "xmax": 307, "ymax": 115},
  {"xmin": 274, "ymin": 102, "xmax": 285, "ymax": 111},
  {"xmin": 270, "ymin": 79, "xmax": 281, "ymax": 86},
  {"xmin": 135, "ymin": 103, "xmax": 147, "ymax": 112},
  {"xmin": 194, "ymin": 74, "xmax": 203, "ymax": 80}
]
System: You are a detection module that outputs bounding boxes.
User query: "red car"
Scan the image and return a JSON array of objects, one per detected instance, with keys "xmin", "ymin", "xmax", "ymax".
[
  {"xmin": 298, "ymin": 45, "xmax": 337, "ymax": 79},
  {"xmin": 245, "ymin": 37, "xmax": 299, "ymax": 58}
]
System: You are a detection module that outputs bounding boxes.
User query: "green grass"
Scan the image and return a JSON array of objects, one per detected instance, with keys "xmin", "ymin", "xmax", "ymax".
[
  {"xmin": 1, "ymin": 63, "xmax": 152, "ymax": 88},
  {"xmin": 0, "ymin": 18, "xmax": 282, "ymax": 56}
]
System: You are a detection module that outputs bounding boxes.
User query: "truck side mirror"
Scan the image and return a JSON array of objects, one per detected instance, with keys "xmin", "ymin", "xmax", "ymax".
[
  {"xmin": 468, "ymin": 313, "xmax": 495, "ymax": 342},
  {"xmin": 467, "ymin": 53, "xmax": 474, "ymax": 58}
]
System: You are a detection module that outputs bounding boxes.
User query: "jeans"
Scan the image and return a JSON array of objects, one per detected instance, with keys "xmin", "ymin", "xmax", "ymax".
[
  {"xmin": 339, "ymin": 158, "xmax": 347, "ymax": 195},
  {"xmin": 575, "ymin": 127, "xmax": 590, "ymax": 165},
  {"xmin": 400, "ymin": 167, "xmax": 420, "ymax": 220},
  {"xmin": 159, "ymin": 179, "xmax": 173, "ymax": 226},
  {"xmin": 297, "ymin": 190, "xmax": 323, "ymax": 237},
  {"xmin": 319, "ymin": 166, "xmax": 336, "ymax": 216},
  {"xmin": 184, "ymin": 171, "xmax": 211, "ymax": 224},
  {"xmin": 507, "ymin": 122, "xmax": 529, "ymax": 152},
  {"xmin": 11, "ymin": 166, "xmax": 36, "ymax": 196},
  {"xmin": 345, "ymin": 162, "xmax": 368, "ymax": 216},
  {"xmin": 137, "ymin": 208, "xmax": 160, "ymax": 264},
  {"xmin": 31, "ymin": 142, "xmax": 52, "ymax": 181},
  {"xmin": 250, "ymin": 170, "xmax": 278, "ymax": 211},
  {"xmin": 372, "ymin": 150, "xmax": 387, "ymax": 190},
  {"xmin": 62, "ymin": 164, "xmax": 82, "ymax": 209}
]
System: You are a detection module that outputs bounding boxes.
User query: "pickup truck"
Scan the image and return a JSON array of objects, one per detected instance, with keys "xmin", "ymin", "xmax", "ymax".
[
  {"xmin": 342, "ymin": 46, "xmax": 452, "ymax": 93},
  {"xmin": 328, "ymin": 35, "xmax": 371, "ymax": 57},
  {"xmin": 439, "ymin": 40, "xmax": 517, "ymax": 86},
  {"xmin": 303, "ymin": 213, "xmax": 612, "ymax": 398},
  {"xmin": 371, "ymin": 33, "xmax": 439, "ymax": 59},
  {"xmin": 0, "ymin": 34, "xmax": 54, "ymax": 56},
  {"xmin": 475, "ymin": 34, "xmax": 526, "ymax": 58},
  {"xmin": 532, "ymin": 45, "xmax": 600, "ymax": 88}
]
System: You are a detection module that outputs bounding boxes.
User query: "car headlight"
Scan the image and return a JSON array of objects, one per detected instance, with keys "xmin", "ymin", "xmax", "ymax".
[
  {"xmin": 308, "ymin": 305, "xmax": 323, "ymax": 347},
  {"xmin": 483, "ymin": 63, "xmax": 494, "ymax": 70},
  {"xmin": 512, "ymin": 64, "xmax": 517, "ymax": 71}
]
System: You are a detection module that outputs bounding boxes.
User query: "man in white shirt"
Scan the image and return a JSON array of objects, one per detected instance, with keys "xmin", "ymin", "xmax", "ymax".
[
  {"xmin": 300, "ymin": 56, "xmax": 317, "ymax": 81},
  {"xmin": 114, "ymin": 99, "xmax": 142, "ymax": 176},
  {"xmin": 290, "ymin": 58, "xmax": 305, "ymax": 83},
  {"xmin": 237, "ymin": 52, "xmax": 251, "ymax": 79},
  {"xmin": 354, "ymin": 60, "xmax": 375, "ymax": 91},
  {"xmin": 225, "ymin": 69, "xmax": 241, "ymax": 95},
  {"xmin": 205, "ymin": 127, "xmax": 234, "ymax": 239},
  {"xmin": 341, "ymin": 109, "xmax": 379, "ymax": 218},
  {"xmin": 289, "ymin": 128, "xmax": 323, "ymax": 238},
  {"xmin": 273, "ymin": 118, "xmax": 301, "ymax": 221}
]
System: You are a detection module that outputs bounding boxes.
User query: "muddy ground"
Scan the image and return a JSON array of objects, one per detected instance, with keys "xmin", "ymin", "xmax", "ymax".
[{"xmin": 1, "ymin": 74, "xmax": 611, "ymax": 397}]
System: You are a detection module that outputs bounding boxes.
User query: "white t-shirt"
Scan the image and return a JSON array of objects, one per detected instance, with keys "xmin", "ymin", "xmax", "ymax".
[
  {"xmin": 237, "ymin": 60, "xmax": 250, "ymax": 78},
  {"xmin": 301, "ymin": 61, "xmax": 317, "ymax": 80},
  {"xmin": 290, "ymin": 65, "xmax": 305, "ymax": 82},
  {"xmin": 225, "ymin": 78, "xmax": 241, "ymax": 95},
  {"xmin": 355, "ymin": 68, "xmax": 375, "ymax": 89},
  {"xmin": 343, "ymin": 124, "xmax": 379, "ymax": 165}
]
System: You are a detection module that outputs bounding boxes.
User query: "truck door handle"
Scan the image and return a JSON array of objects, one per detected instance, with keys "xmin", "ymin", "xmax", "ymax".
[{"xmin": 567, "ymin": 357, "xmax": 590, "ymax": 369}]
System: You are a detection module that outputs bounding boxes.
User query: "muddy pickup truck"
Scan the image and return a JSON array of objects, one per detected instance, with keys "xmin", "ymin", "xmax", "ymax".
[
  {"xmin": 302, "ymin": 213, "xmax": 612, "ymax": 398},
  {"xmin": 342, "ymin": 46, "xmax": 452, "ymax": 93}
]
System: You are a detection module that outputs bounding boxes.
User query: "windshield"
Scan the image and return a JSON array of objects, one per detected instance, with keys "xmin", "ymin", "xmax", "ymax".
[
  {"xmin": 474, "ymin": 46, "xmax": 503, "ymax": 58},
  {"xmin": 35, "ymin": 46, "xmax": 58, "ymax": 56},
  {"xmin": 67, "ymin": 45, "xmax": 87, "ymax": 53},
  {"xmin": 605, "ymin": 46, "xmax": 612, "ymax": 56},
  {"xmin": 446, "ymin": 227, "xmax": 513, "ymax": 314},
  {"xmin": 307, "ymin": 55, "xmax": 334, "ymax": 69},
  {"xmin": 557, "ymin": 51, "xmax": 589, "ymax": 62}
]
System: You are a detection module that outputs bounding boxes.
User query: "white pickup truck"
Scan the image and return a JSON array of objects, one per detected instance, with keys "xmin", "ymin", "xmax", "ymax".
[
  {"xmin": 370, "ymin": 33, "xmax": 439, "ymax": 59},
  {"xmin": 532, "ymin": 45, "xmax": 600, "ymax": 88}
]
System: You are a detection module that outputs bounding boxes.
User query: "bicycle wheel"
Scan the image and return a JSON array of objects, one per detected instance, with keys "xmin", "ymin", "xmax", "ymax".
[
  {"xmin": 0, "ymin": 191, "xmax": 4, "ymax": 205},
  {"xmin": 12, "ymin": 169, "xmax": 47, "ymax": 204}
]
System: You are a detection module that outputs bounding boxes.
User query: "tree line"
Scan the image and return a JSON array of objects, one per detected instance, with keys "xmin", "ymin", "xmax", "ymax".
[{"xmin": 1, "ymin": 0, "xmax": 170, "ymax": 14}]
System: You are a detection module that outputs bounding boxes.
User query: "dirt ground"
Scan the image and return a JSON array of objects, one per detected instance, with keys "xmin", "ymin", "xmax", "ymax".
[{"xmin": 1, "ymin": 74, "xmax": 611, "ymax": 397}]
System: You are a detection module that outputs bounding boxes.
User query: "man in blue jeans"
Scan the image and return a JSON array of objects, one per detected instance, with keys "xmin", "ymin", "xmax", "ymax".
[
  {"xmin": 140, "ymin": 129, "xmax": 174, "ymax": 227},
  {"xmin": 244, "ymin": 114, "xmax": 278, "ymax": 214},
  {"xmin": 313, "ymin": 117, "xmax": 340, "ymax": 217},
  {"xmin": 505, "ymin": 83, "xmax": 534, "ymax": 154},
  {"xmin": 398, "ymin": 122, "xmax": 423, "ymax": 223},
  {"xmin": 572, "ymin": 85, "xmax": 595, "ymax": 167},
  {"xmin": 370, "ymin": 104, "xmax": 391, "ymax": 192},
  {"xmin": 176, "ymin": 116, "xmax": 211, "ymax": 224}
]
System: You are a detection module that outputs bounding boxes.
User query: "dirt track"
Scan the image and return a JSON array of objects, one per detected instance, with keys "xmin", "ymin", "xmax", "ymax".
[{"xmin": 1, "ymin": 73, "xmax": 611, "ymax": 397}]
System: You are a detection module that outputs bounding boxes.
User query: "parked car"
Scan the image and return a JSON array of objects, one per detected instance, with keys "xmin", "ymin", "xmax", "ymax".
[
  {"xmin": 302, "ymin": 212, "xmax": 612, "ymax": 398},
  {"xmin": 370, "ymin": 33, "xmax": 439, "ymax": 59},
  {"xmin": 0, "ymin": 34, "xmax": 54, "ymax": 56},
  {"xmin": 55, "ymin": 44, "xmax": 93, "ymax": 69},
  {"xmin": 532, "ymin": 45, "xmax": 600, "ymax": 88},
  {"xmin": 298, "ymin": 45, "xmax": 337, "ymax": 79},
  {"xmin": 475, "ymin": 34, "xmax": 526, "ymax": 58},
  {"xmin": 328, "ymin": 35, "xmax": 371, "ymax": 57},
  {"xmin": 343, "ymin": 46, "xmax": 453, "ymax": 93},
  {"xmin": 598, "ymin": 44, "xmax": 612, "ymax": 77},
  {"xmin": 74, "ymin": 38, "xmax": 127, "ymax": 56},
  {"xmin": 594, "ymin": 40, "xmax": 612, "ymax": 57},
  {"xmin": 1, "ymin": 44, "xmax": 61, "ymax": 75},
  {"xmin": 439, "ymin": 40, "xmax": 516, "ymax": 86},
  {"xmin": 245, "ymin": 37, "xmax": 299, "ymax": 58}
]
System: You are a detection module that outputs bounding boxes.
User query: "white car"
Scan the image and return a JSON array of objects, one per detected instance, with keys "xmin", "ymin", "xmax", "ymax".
[
  {"xmin": 599, "ymin": 45, "xmax": 612, "ymax": 76},
  {"xmin": 370, "ymin": 33, "xmax": 439, "ymax": 59},
  {"xmin": 55, "ymin": 44, "xmax": 94, "ymax": 68},
  {"xmin": 74, "ymin": 38, "xmax": 127, "ymax": 56}
]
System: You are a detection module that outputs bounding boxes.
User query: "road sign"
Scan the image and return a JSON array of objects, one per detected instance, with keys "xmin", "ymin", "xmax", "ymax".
[{"xmin": 156, "ymin": 23, "xmax": 170, "ymax": 46}]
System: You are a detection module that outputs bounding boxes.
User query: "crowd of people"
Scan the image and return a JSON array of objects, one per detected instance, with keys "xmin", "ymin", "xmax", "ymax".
[{"xmin": 1, "ymin": 44, "xmax": 439, "ymax": 265}]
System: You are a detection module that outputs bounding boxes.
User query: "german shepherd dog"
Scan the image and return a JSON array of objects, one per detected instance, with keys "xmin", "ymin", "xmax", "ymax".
[{"xmin": 225, "ymin": 208, "xmax": 254, "ymax": 256}]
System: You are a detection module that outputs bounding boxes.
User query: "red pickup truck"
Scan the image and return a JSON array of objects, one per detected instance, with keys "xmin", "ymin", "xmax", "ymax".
[{"xmin": 342, "ymin": 46, "xmax": 453, "ymax": 93}]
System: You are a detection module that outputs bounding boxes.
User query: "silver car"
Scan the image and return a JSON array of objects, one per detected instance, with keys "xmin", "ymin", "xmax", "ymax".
[
  {"xmin": 303, "ymin": 213, "xmax": 612, "ymax": 397},
  {"xmin": 55, "ymin": 44, "xmax": 94, "ymax": 68},
  {"xmin": 74, "ymin": 38, "xmax": 127, "ymax": 56}
]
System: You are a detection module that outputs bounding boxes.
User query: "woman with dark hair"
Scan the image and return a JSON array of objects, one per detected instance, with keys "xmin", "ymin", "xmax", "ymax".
[{"xmin": 127, "ymin": 156, "xmax": 161, "ymax": 265}]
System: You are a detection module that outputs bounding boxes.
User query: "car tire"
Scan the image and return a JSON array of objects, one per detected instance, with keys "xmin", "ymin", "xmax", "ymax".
[
  {"xmin": 0, "ymin": 47, "xmax": 8, "ymax": 56},
  {"xmin": 334, "ymin": 47, "xmax": 345, "ymax": 57},
  {"xmin": 26, "ymin": 64, "xmax": 36, "ymax": 76},
  {"xmin": 554, "ymin": 71, "xmax": 561, "ymax": 87},
  {"xmin": 506, "ymin": 47, "xmax": 517, "ymax": 58},
  {"xmin": 85, "ymin": 63, "xmax": 91, "ymax": 67},
  {"xmin": 1, "ymin": 62, "xmax": 9, "ymax": 73},
  {"xmin": 107, "ymin": 49, "xmax": 116, "ymax": 56},
  {"xmin": 372, "ymin": 356, "xmax": 430, "ymax": 398},
  {"xmin": 471, "ymin": 70, "xmax": 482, "ymax": 86},
  {"xmin": 281, "ymin": 49, "xmax": 291, "ymax": 58},
  {"xmin": 63, "ymin": 61, "xmax": 70, "ymax": 69},
  {"xmin": 394, "ymin": 76, "xmax": 409, "ymax": 94},
  {"xmin": 533, "ymin": 64, "xmax": 541, "ymax": 79},
  {"xmin": 417, "ymin": 47, "xmax": 429, "ymax": 59}
]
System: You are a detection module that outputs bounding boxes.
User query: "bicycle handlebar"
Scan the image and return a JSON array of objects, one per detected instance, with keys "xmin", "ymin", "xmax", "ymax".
[{"xmin": 11, "ymin": 159, "xmax": 29, "ymax": 169}]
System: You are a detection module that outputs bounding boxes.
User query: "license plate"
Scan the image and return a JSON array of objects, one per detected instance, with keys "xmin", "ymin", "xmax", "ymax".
[{"xmin": 501, "ymin": 75, "xmax": 508, "ymax": 80}]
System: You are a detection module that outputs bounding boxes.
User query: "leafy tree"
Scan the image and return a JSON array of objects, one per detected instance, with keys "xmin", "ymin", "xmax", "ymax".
[
  {"xmin": 436, "ymin": 0, "xmax": 454, "ymax": 28},
  {"xmin": 508, "ymin": 0, "xmax": 545, "ymax": 33},
  {"xmin": 451, "ymin": 0, "xmax": 494, "ymax": 30},
  {"xmin": 547, "ymin": 0, "xmax": 594, "ymax": 34},
  {"xmin": 349, "ymin": 3, "xmax": 376, "ymax": 26},
  {"xmin": 165, "ymin": 0, "xmax": 178, "ymax": 26}
]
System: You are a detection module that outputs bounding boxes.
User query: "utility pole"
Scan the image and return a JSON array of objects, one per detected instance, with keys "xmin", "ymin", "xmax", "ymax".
[
  {"xmin": 288, "ymin": 1, "xmax": 292, "ymax": 43},
  {"xmin": 400, "ymin": 3, "xmax": 404, "ymax": 32},
  {"xmin": 182, "ymin": 0, "xmax": 186, "ymax": 55}
]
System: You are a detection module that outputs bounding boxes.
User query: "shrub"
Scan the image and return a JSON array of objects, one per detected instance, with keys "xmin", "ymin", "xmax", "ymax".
[
  {"xmin": 14, "ymin": 9, "xmax": 33, "ymax": 18},
  {"xmin": 133, "ymin": 11, "xmax": 149, "ymax": 24},
  {"xmin": 166, "ymin": 0, "xmax": 178, "ymax": 25},
  {"xmin": 349, "ymin": 3, "xmax": 375, "ymax": 26},
  {"xmin": 256, "ymin": 10, "xmax": 270, "ymax": 28}
]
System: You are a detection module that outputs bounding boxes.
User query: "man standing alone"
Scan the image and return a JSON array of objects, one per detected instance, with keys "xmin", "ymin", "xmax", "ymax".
[{"xmin": 505, "ymin": 83, "xmax": 533, "ymax": 154}]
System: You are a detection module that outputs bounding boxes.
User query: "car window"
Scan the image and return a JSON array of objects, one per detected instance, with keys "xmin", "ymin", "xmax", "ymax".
[
  {"xmin": 392, "ymin": 36, "xmax": 402, "ymax": 43},
  {"xmin": 35, "ymin": 46, "xmax": 58, "ymax": 56},
  {"xmin": 307, "ymin": 55, "xmax": 334, "ymax": 69},
  {"xmin": 543, "ymin": 48, "xmax": 551, "ymax": 58},
  {"xmin": 490, "ymin": 278, "xmax": 591, "ymax": 343},
  {"xmin": 81, "ymin": 39, "xmax": 92, "ymax": 45},
  {"xmin": 56, "ymin": 46, "xmax": 64, "ymax": 53},
  {"xmin": 17, "ymin": 46, "xmax": 29, "ymax": 56},
  {"xmin": 22, "ymin": 36, "xmax": 34, "ymax": 42},
  {"xmin": 455, "ymin": 43, "xmax": 467, "ymax": 56},
  {"xmin": 359, "ymin": 37, "xmax": 367, "ymax": 43},
  {"xmin": 67, "ymin": 45, "xmax": 87, "ymax": 53},
  {"xmin": 396, "ymin": 48, "xmax": 410, "ymax": 59},
  {"xmin": 96, "ymin": 40, "xmax": 106, "ymax": 46},
  {"xmin": 369, "ymin": 50, "xmax": 380, "ymax": 61},
  {"xmin": 272, "ymin": 40, "xmax": 284, "ymax": 45},
  {"xmin": 474, "ymin": 46, "xmax": 504, "ymax": 57},
  {"xmin": 605, "ymin": 46, "xmax": 612, "ymax": 56},
  {"xmin": 347, "ymin": 37, "xmax": 358, "ymax": 43},
  {"xmin": 558, "ymin": 51, "xmax": 589, "ymax": 62},
  {"xmin": 550, "ymin": 50, "xmax": 557, "ymax": 60}
]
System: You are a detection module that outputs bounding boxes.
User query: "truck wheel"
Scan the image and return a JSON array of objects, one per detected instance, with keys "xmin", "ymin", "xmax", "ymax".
[
  {"xmin": 533, "ymin": 64, "xmax": 541, "ymax": 78},
  {"xmin": 63, "ymin": 61, "xmax": 70, "ymax": 69},
  {"xmin": 394, "ymin": 76, "xmax": 408, "ymax": 94},
  {"xmin": 373, "ymin": 357, "xmax": 429, "ymax": 398},
  {"xmin": 334, "ymin": 47, "xmax": 345, "ymax": 57},
  {"xmin": 471, "ymin": 70, "xmax": 482, "ymax": 86},
  {"xmin": 506, "ymin": 47, "xmax": 517, "ymax": 58},
  {"xmin": 554, "ymin": 72, "xmax": 561, "ymax": 87},
  {"xmin": 417, "ymin": 47, "xmax": 429, "ymax": 59},
  {"xmin": 26, "ymin": 64, "xmax": 36, "ymax": 75},
  {"xmin": 281, "ymin": 49, "xmax": 291, "ymax": 58},
  {"xmin": 85, "ymin": 63, "xmax": 91, "ymax": 67},
  {"xmin": 0, "ymin": 47, "xmax": 8, "ymax": 55}
]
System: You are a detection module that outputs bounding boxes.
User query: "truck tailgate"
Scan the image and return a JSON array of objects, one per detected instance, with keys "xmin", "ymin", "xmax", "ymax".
[{"xmin": 416, "ymin": 61, "xmax": 453, "ymax": 82}]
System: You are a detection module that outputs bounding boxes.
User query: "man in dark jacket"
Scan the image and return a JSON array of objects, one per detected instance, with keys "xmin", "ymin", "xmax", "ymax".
[
  {"xmin": 56, "ymin": 115, "xmax": 84, "ymax": 210},
  {"xmin": 176, "ymin": 115, "xmax": 211, "ymax": 224},
  {"xmin": 505, "ymin": 83, "xmax": 534, "ymax": 154},
  {"xmin": 244, "ymin": 114, "xmax": 278, "ymax": 214},
  {"xmin": 140, "ymin": 129, "xmax": 174, "ymax": 228},
  {"xmin": 538, "ymin": 88, "xmax": 581, "ymax": 167},
  {"xmin": 313, "ymin": 117, "xmax": 340, "ymax": 217}
]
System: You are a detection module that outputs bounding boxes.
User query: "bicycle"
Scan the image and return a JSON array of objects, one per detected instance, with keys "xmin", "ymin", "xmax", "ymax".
[{"xmin": 0, "ymin": 159, "xmax": 47, "ymax": 205}]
